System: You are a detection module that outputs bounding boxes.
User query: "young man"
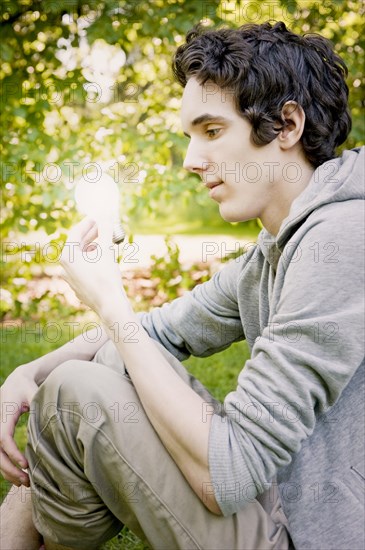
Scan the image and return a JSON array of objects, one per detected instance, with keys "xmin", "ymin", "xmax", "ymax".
[{"xmin": 1, "ymin": 21, "xmax": 364, "ymax": 550}]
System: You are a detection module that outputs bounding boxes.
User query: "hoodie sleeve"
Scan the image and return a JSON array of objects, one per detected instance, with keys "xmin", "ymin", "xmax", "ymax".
[
  {"xmin": 137, "ymin": 253, "xmax": 250, "ymax": 360},
  {"xmin": 208, "ymin": 200, "xmax": 365, "ymax": 515}
]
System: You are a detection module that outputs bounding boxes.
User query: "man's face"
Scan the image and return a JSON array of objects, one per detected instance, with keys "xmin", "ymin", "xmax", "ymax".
[{"xmin": 181, "ymin": 77, "xmax": 285, "ymax": 224}]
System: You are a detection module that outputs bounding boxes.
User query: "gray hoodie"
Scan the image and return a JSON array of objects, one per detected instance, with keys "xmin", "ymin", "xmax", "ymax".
[{"xmin": 140, "ymin": 147, "xmax": 365, "ymax": 549}]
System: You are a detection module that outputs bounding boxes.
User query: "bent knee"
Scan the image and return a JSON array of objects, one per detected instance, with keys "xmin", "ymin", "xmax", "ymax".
[
  {"xmin": 44, "ymin": 360, "xmax": 102, "ymax": 393},
  {"xmin": 34, "ymin": 360, "xmax": 124, "ymax": 412}
]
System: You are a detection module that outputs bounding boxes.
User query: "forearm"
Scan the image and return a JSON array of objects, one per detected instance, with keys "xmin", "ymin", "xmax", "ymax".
[
  {"xmin": 17, "ymin": 326, "xmax": 108, "ymax": 385},
  {"xmin": 101, "ymin": 298, "xmax": 221, "ymax": 515}
]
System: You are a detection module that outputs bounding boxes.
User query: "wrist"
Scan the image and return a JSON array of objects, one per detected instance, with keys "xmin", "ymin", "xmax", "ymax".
[
  {"xmin": 17, "ymin": 355, "xmax": 51, "ymax": 385},
  {"xmin": 14, "ymin": 362, "xmax": 38, "ymax": 382},
  {"xmin": 99, "ymin": 294, "xmax": 136, "ymax": 327}
]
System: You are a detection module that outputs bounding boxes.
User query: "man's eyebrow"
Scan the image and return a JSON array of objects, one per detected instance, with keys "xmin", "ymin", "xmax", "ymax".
[
  {"xmin": 183, "ymin": 114, "xmax": 231, "ymax": 137},
  {"xmin": 192, "ymin": 114, "xmax": 230, "ymax": 126}
]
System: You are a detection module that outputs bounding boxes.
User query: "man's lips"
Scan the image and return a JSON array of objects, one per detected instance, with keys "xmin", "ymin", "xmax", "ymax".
[
  {"xmin": 204, "ymin": 182, "xmax": 223, "ymax": 190},
  {"xmin": 205, "ymin": 182, "xmax": 224, "ymax": 199}
]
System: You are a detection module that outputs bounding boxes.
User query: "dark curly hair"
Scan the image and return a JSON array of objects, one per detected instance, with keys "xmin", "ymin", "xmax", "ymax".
[{"xmin": 172, "ymin": 21, "xmax": 351, "ymax": 168}]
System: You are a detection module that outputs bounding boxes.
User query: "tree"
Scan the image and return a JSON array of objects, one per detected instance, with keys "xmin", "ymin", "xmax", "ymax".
[{"xmin": 1, "ymin": 0, "xmax": 364, "ymax": 318}]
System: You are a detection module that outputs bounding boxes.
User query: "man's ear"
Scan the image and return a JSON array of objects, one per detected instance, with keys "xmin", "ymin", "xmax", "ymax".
[{"xmin": 277, "ymin": 101, "xmax": 306, "ymax": 150}]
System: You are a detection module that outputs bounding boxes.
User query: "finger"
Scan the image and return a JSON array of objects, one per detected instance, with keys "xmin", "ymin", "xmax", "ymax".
[
  {"xmin": 0, "ymin": 450, "xmax": 30, "ymax": 486},
  {"xmin": 80, "ymin": 223, "xmax": 98, "ymax": 250},
  {"xmin": 1, "ymin": 433, "xmax": 28, "ymax": 469},
  {"xmin": 67, "ymin": 217, "xmax": 97, "ymax": 245},
  {"xmin": 0, "ymin": 406, "xmax": 28, "ymax": 468},
  {"xmin": 83, "ymin": 243, "xmax": 98, "ymax": 252},
  {"xmin": 62, "ymin": 218, "xmax": 98, "ymax": 261}
]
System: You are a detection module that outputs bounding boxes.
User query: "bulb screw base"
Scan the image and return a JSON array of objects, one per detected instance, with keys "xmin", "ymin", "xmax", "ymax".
[{"xmin": 112, "ymin": 222, "xmax": 126, "ymax": 244}]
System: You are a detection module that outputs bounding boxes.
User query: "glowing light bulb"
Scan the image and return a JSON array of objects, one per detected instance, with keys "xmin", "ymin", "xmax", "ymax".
[{"xmin": 74, "ymin": 173, "xmax": 125, "ymax": 244}]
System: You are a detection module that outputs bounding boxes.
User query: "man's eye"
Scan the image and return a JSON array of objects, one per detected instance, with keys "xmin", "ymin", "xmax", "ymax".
[{"xmin": 206, "ymin": 128, "xmax": 221, "ymax": 138}]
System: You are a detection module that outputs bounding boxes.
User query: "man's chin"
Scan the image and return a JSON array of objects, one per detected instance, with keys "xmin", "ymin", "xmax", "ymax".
[
  {"xmin": 219, "ymin": 207, "xmax": 252, "ymax": 224},
  {"xmin": 219, "ymin": 205, "xmax": 234, "ymax": 222}
]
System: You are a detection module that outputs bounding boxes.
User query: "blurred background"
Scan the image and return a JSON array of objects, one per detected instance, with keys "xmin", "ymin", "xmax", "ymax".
[{"xmin": 1, "ymin": 0, "xmax": 364, "ymax": 321}]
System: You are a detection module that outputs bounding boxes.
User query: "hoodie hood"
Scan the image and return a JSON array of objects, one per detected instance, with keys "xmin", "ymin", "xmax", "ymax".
[{"xmin": 258, "ymin": 147, "xmax": 365, "ymax": 265}]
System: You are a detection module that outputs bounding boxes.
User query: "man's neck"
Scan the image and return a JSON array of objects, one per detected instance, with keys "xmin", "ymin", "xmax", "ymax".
[{"xmin": 261, "ymin": 156, "xmax": 315, "ymax": 237}]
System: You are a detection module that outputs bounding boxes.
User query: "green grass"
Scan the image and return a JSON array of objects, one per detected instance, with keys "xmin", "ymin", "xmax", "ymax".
[{"xmin": 0, "ymin": 326, "xmax": 249, "ymax": 548}]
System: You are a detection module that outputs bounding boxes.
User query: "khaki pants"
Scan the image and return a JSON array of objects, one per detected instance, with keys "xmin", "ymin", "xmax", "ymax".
[{"xmin": 26, "ymin": 340, "xmax": 290, "ymax": 550}]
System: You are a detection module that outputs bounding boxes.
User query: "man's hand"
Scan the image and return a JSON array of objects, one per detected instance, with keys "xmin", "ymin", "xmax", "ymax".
[
  {"xmin": 60, "ymin": 217, "xmax": 127, "ymax": 317},
  {"xmin": 0, "ymin": 367, "xmax": 39, "ymax": 486}
]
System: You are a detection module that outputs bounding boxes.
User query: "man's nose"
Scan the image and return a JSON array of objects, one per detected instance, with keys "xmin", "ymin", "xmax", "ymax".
[{"xmin": 183, "ymin": 140, "xmax": 206, "ymax": 174}]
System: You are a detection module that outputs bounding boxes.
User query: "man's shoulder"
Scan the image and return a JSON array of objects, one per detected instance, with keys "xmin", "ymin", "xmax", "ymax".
[
  {"xmin": 311, "ymin": 197, "xmax": 363, "ymax": 221},
  {"xmin": 290, "ymin": 198, "xmax": 363, "ymax": 244}
]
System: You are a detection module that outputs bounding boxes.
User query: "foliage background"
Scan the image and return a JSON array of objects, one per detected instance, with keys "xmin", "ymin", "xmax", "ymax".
[{"xmin": 1, "ymin": 0, "xmax": 364, "ymax": 319}]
